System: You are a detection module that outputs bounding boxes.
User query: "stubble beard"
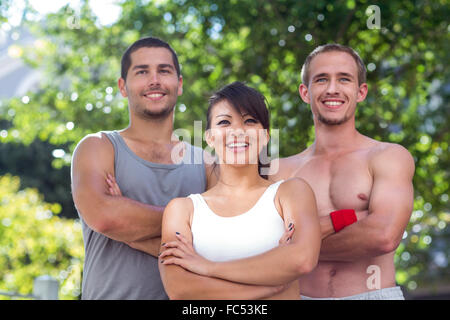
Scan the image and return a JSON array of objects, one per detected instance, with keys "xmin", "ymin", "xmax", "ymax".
[
  {"xmin": 131, "ymin": 87, "xmax": 176, "ymax": 121},
  {"xmin": 315, "ymin": 101, "xmax": 355, "ymax": 126},
  {"xmin": 136, "ymin": 102, "xmax": 175, "ymax": 121},
  {"xmin": 126, "ymin": 82, "xmax": 178, "ymax": 121},
  {"xmin": 317, "ymin": 112, "xmax": 351, "ymax": 126}
]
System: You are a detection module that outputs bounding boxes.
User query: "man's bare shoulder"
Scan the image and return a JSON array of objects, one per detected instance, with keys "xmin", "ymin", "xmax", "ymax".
[
  {"xmin": 74, "ymin": 132, "xmax": 111, "ymax": 149},
  {"xmin": 269, "ymin": 147, "xmax": 313, "ymax": 180},
  {"xmin": 368, "ymin": 141, "xmax": 415, "ymax": 175},
  {"xmin": 368, "ymin": 140, "xmax": 413, "ymax": 160},
  {"xmin": 71, "ymin": 132, "xmax": 116, "ymax": 176},
  {"xmin": 73, "ymin": 132, "xmax": 113, "ymax": 157}
]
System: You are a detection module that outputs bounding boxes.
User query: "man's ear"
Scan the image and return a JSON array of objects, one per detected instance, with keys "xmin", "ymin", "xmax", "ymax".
[
  {"xmin": 118, "ymin": 77, "xmax": 128, "ymax": 98},
  {"xmin": 298, "ymin": 83, "xmax": 310, "ymax": 104},
  {"xmin": 356, "ymin": 83, "xmax": 368, "ymax": 103}
]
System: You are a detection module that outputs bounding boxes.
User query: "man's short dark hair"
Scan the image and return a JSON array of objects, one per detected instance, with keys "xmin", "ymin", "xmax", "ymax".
[
  {"xmin": 301, "ymin": 44, "xmax": 367, "ymax": 86},
  {"xmin": 121, "ymin": 37, "xmax": 181, "ymax": 80}
]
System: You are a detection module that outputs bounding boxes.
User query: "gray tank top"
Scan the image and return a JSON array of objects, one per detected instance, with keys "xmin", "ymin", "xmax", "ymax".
[{"xmin": 79, "ymin": 130, "xmax": 206, "ymax": 299}]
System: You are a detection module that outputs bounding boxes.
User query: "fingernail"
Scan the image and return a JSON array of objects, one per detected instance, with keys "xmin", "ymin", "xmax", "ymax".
[
  {"xmin": 160, "ymin": 260, "xmax": 164, "ymax": 263},
  {"xmin": 161, "ymin": 243, "xmax": 166, "ymax": 246},
  {"xmin": 288, "ymin": 223, "xmax": 292, "ymax": 228},
  {"xmin": 289, "ymin": 226, "xmax": 293, "ymax": 231},
  {"xmin": 175, "ymin": 232, "xmax": 180, "ymax": 235},
  {"xmin": 286, "ymin": 237, "xmax": 291, "ymax": 242}
]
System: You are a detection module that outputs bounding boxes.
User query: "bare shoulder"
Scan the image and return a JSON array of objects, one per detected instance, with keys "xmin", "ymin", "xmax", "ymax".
[
  {"xmin": 369, "ymin": 142, "xmax": 414, "ymax": 165},
  {"xmin": 163, "ymin": 197, "xmax": 194, "ymax": 233},
  {"xmin": 278, "ymin": 177, "xmax": 315, "ymax": 202},
  {"xmin": 369, "ymin": 142, "xmax": 415, "ymax": 176},
  {"xmin": 71, "ymin": 132, "xmax": 115, "ymax": 179},
  {"xmin": 166, "ymin": 197, "xmax": 194, "ymax": 211},
  {"xmin": 164, "ymin": 197, "xmax": 194, "ymax": 219},
  {"xmin": 72, "ymin": 132, "xmax": 113, "ymax": 159},
  {"xmin": 269, "ymin": 147, "xmax": 312, "ymax": 181},
  {"xmin": 276, "ymin": 177, "xmax": 317, "ymax": 221}
]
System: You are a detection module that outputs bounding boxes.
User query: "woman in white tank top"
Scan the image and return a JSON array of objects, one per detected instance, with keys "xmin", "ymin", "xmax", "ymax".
[{"xmin": 159, "ymin": 82, "xmax": 321, "ymax": 299}]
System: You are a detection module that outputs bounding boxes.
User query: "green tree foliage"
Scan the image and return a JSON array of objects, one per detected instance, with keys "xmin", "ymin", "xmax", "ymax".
[
  {"xmin": 0, "ymin": 0, "xmax": 448, "ymax": 295},
  {"xmin": 0, "ymin": 175, "xmax": 83, "ymax": 300},
  {"xmin": 0, "ymin": 140, "xmax": 76, "ymax": 218}
]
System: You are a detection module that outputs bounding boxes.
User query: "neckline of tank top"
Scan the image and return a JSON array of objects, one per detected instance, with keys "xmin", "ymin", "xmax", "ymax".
[
  {"xmin": 112, "ymin": 130, "xmax": 193, "ymax": 169},
  {"xmin": 196, "ymin": 180, "xmax": 284, "ymax": 220}
]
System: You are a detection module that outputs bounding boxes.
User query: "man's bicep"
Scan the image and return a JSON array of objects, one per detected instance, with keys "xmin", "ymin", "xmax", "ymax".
[
  {"xmin": 369, "ymin": 146, "xmax": 415, "ymax": 244},
  {"xmin": 71, "ymin": 134, "xmax": 115, "ymax": 226}
]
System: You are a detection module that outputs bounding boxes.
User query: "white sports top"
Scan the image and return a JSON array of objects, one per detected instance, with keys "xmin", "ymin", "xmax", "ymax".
[{"xmin": 189, "ymin": 180, "xmax": 285, "ymax": 262}]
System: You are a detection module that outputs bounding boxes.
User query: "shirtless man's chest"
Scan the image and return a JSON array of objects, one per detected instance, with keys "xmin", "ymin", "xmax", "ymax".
[
  {"xmin": 279, "ymin": 145, "xmax": 396, "ymax": 297},
  {"xmin": 295, "ymin": 150, "xmax": 372, "ymax": 215}
]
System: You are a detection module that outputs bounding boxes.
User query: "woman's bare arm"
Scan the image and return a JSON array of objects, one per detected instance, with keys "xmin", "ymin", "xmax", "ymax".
[{"xmin": 159, "ymin": 197, "xmax": 284, "ymax": 299}]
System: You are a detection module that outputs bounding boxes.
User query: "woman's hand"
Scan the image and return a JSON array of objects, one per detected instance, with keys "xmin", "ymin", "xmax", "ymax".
[
  {"xmin": 279, "ymin": 223, "xmax": 295, "ymax": 245},
  {"xmin": 159, "ymin": 232, "xmax": 214, "ymax": 277},
  {"xmin": 106, "ymin": 173, "xmax": 122, "ymax": 196}
]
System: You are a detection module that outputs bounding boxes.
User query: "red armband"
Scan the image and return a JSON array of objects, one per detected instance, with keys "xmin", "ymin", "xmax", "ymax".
[{"xmin": 330, "ymin": 209, "xmax": 357, "ymax": 233}]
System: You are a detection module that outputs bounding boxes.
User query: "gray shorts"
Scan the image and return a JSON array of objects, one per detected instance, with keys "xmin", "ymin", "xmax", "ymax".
[{"xmin": 301, "ymin": 286, "xmax": 405, "ymax": 300}]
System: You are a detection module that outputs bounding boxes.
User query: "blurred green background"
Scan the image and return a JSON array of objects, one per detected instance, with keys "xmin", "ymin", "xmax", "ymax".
[{"xmin": 0, "ymin": 0, "xmax": 448, "ymax": 299}]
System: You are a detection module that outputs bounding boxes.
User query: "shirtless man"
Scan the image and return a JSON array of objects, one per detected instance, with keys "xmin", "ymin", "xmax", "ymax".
[{"xmin": 271, "ymin": 44, "xmax": 415, "ymax": 299}]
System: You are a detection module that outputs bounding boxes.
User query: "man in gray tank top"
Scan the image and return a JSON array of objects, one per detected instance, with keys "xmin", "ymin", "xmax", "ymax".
[{"xmin": 71, "ymin": 37, "xmax": 213, "ymax": 299}]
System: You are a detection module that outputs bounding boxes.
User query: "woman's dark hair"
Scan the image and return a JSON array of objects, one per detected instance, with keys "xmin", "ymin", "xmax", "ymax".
[
  {"xmin": 121, "ymin": 36, "xmax": 181, "ymax": 80},
  {"xmin": 206, "ymin": 81, "xmax": 270, "ymax": 179}
]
